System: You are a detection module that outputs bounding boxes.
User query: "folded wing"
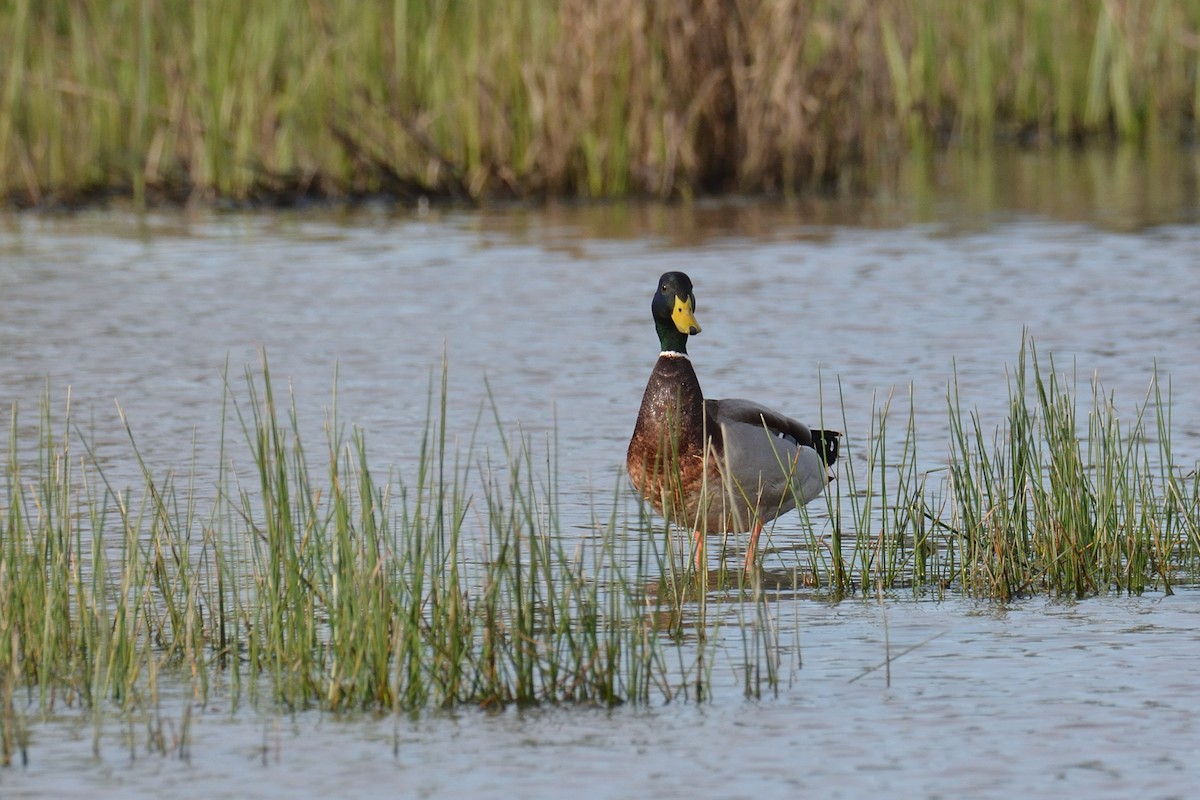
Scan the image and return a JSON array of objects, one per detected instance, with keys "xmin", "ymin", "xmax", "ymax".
[{"xmin": 707, "ymin": 398, "xmax": 838, "ymax": 512}]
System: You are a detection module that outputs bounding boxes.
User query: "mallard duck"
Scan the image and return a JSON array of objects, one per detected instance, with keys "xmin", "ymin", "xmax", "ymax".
[{"xmin": 626, "ymin": 271, "xmax": 840, "ymax": 570}]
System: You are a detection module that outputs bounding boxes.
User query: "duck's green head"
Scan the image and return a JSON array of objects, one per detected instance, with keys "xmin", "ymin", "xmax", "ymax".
[{"xmin": 651, "ymin": 271, "xmax": 701, "ymax": 354}]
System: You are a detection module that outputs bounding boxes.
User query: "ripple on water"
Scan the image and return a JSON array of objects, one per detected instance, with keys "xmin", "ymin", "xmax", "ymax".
[
  {"xmin": 0, "ymin": 593, "xmax": 1197, "ymax": 799},
  {"xmin": 2, "ymin": 206, "xmax": 1199, "ymax": 798}
]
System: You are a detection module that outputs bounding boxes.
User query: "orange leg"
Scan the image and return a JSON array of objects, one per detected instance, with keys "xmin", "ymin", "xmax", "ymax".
[
  {"xmin": 692, "ymin": 528, "xmax": 706, "ymax": 571},
  {"xmin": 743, "ymin": 520, "xmax": 764, "ymax": 574}
]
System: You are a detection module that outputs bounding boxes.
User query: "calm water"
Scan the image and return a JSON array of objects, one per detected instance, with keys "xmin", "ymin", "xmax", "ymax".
[
  {"xmin": 2, "ymin": 148, "xmax": 1200, "ymax": 797},
  {"xmin": 4, "ymin": 595, "xmax": 1199, "ymax": 799}
]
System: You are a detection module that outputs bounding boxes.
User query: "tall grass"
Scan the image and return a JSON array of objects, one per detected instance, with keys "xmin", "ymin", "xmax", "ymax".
[
  {"xmin": 3, "ymin": 0, "xmax": 1200, "ymax": 206},
  {"xmin": 1, "ymin": 342, "xmax": 1199, "ymax": 762},
  {"xmin": 942, "ymin": 340, "xmax": 1200, "ymax": 599},
  {"xmin": 751, "ymin": 336, "xmax": 1200, "ymax": 601},
  {"xmin": 0, "ymin": 357, "xmax": 728, "ymax": 738}
]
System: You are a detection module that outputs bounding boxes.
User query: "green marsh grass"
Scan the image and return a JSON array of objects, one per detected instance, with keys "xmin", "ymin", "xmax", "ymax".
[
  {"xmin": 2, "ymin": 341, "xmax": 1199, "ymax": 760},
  {"xmin": 747, "ymin": 336, "xmax": 1199, "ymax": 600},
  {"xmin": 1, "ymin": 358, "xmax": 727, "ymax": 728},
  {"xmin": 4, "ymin": 1, "xmax": 1200, "ymax": 205},
  {"xmin": 936, "ymin": 338, "xmax": 1197, "ymax": 599}
]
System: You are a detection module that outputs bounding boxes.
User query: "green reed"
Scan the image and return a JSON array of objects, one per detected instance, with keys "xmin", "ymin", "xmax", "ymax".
[
  {"xmin": 3, "ymin": 1, "xmax": 1200, "ymax": 206},
  {"xmin": 0, "ymin": 358, "xmax": 725, "ymax": 727},
  {"xmin": 942, "ymin": 338, "xmax": 1199, "ymax": 599},
  {"xmin": 793, "ymin": 377, "xmax": 939, "ymax": 598},
  {"xmin": 765, "ymin": 335, "xmax": 1199, "ymax": 601},
  {"xmin": 1, "ymin": 341, "xmax": 1198, "ymax": 759},
  {"xmin": 213, "ymin": 358, "xmax": 699, "ymax": 710}
]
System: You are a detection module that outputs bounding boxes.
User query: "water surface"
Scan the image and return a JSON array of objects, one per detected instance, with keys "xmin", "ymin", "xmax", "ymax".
[
  {"xmin": 2, "ymin": 148, "xmax": 1200, "ymax": 797},
  {"xmin": 3, "ymin": 594, "xmax": 1197, "ymax": 799}
]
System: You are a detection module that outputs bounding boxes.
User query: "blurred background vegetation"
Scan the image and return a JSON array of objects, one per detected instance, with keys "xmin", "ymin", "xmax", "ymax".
[{"xmin": 3, "ymin": 0, "xmax": 1199, "ymax": 207}]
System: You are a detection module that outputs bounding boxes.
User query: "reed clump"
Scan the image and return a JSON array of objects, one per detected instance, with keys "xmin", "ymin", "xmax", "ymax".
[
  {"xmin": 941, "ymin": 340, "xmax": 1200, "ymax": 600},
  {"xmin": 1, "ymin": 341, "xmax": 1198, "ymax": 760},
  {"xmin": 0, "ymin": 360, "xmax": 720, "ymax": 727},
  {"xmin": 792, "ymin": 336, "xmax": 1199, "ymax": 600},
  {"xmin": 3, "ymin": 1, "xmax": 1199, "ymax": 206}
]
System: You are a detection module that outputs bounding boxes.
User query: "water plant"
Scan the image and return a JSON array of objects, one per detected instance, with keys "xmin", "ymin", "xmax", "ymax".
[
  {"xmin": 942, "ymin": 339, "xmax": 1199, "ymax": 599},
  {"xmin": 745, "ymin": 336, "xmax": 1199, "ymax": 600},
  {"xmin": 0, "ymin": 358, "xmax": 727, "ymax": 729},
  {"xmin": 1, "ymin": 340, "xmax": 1198, "ymax": 764},
  {"xmin": 3, "ymin": 1, "xmax": 1200, "ymax": 206}
]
